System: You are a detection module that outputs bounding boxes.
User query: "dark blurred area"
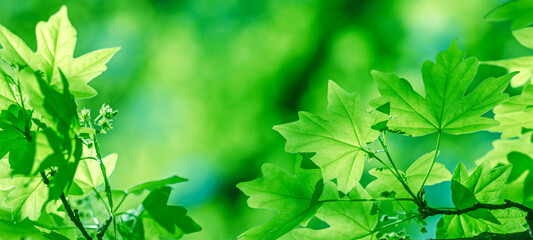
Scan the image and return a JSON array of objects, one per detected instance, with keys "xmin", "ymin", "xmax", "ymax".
[{"xmin": 1, "ymin": 0, "xmax": 531, "ymax": 238}]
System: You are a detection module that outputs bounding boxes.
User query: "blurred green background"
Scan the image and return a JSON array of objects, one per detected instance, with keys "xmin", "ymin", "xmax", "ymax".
[{"xmin": 1, "ymin": 0, "xmax": 531, "ymax": 238}]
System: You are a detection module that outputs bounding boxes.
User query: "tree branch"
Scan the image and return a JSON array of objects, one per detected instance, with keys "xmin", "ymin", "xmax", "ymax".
[
  {"xmin": 421, "ymin": 199, "xmax": 533, "ymax": 217},
  {"xmin": 421, "ymin": 199, "xmax": 533, "ymax": 240},
  {"xmin": 40, "ymin": 171, "xmax": 93, "ymax": 240}
]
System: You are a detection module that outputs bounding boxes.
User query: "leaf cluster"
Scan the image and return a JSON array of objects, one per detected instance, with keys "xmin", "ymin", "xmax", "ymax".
[
  {"xmin": 0, "ymin": 7, "xmax": 200, "ymax": 239},
  {"xmin": 239, "ymin": 7, "xmax": 533, "ymax": 238}
]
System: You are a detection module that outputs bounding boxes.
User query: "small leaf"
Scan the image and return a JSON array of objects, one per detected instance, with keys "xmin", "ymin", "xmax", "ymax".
[
  {"xmin": 436, "ymin": 209, "xmax": 526, "ymax": 238},
  {"xmin": 451, "ymin": 162, "xmax": 511, "ymax": 209},
  {"xmin": 237, "ymin": 164, "xmax": 322, "ymax": 240},
  {"xmin": 405, "ymin": 151, "xmax": 451, "ymax": 191}
]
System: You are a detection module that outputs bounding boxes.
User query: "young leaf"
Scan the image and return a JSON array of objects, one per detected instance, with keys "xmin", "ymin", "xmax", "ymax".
[
  {"xmin": 436, "ymin": 209, "xmax": 527, "ymax": 238},
  {"xmin": 74, "ymin": 153, "xmax": 117, "ymax": 194},
  {"xmin": 405, "ymin": 151, "xmax": 452, "ymax": 191},
  {"xmin": 490, "ymin": 85, "xmax": 533, "ymax": 138},
  {"xmin": 127, "ymin": 175, "xmax": 187, "ymax": 195},
  {"xmin": 237, "ymin": 164, "xmax": 323, "ymax": 240},
  {"xmin": 451, "ymin": 162, "xmax": 511, "ymax": 209},
  {"xmin": 370, "ymin": 40, "xmax": 514, "ymax": 136},
  {"xmin": 0, "ymin": 6, "xmax": 118, "ymax": 98},
  {"xmin": 274, "ymin": 80, "xmax": 383, "ymax": 193},
  {"xmin": 290, "ymin": 183, "xmax": 378, "ymax": 240},
  {"xmin": 435, "ymin": 162, "xmax": 523, "ymax": 238}
]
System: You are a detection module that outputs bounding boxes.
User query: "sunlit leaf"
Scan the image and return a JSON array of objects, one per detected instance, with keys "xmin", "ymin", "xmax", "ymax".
[
  {"xmin": 274, "ymin": 80, "xmax": 384, "ymax": 193},
  {"xmin": 370, "ymin": 40, "xmax": 514, "ymax": 136}
]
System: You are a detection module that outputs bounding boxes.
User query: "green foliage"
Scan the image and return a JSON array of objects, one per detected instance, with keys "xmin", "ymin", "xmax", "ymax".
[
  {"xmin": 490, "ymin": 85, "xmax": 533, "ymax": 138},
  {"xmin": 366, "ymin": 151, "xmax": 451, "ymax": 211},
  {"xmin": 239, "ymin": 9, "xmax": 533, "ymax": 238},
  {"xmin": 436, "ymin": 163, "xmax": 526, "ymax": 238},
  {"xmin": 237, "ymin": 162, "xmax": 322, "ymax": 240},
  {"xmin": 371, "ymin": 40, "xmax": 514, "ymax": 137},
  {"xmin": 0, "ymin": 7, "xmax": 199, "ymax": 239},
  {"xmin": 274, "ymin": 81, "xmax": 385, "ymax": 193},
  {"xmin": 485, "ymin": 0, "xmax": 533, "ymax": 87}
]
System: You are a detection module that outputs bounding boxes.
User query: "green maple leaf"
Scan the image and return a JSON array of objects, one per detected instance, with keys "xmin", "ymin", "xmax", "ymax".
[
  {"xmin": 237, "ymin": 163, "xmax": 323, "ymax": 240},
  {"xmin": 366, "ymin": 151, "xmax": 451, "ymax": 211},
  {"xmin": 436, "ymin": 209, "xmax": 527, "ymax": 239},
  {"xmin": 0, "ymin": 6, "xmax": 119, "ymax": 98},
  {"xmin": 490, "ymin": 85, "xmax": 533, "ymax": 138},
  {"xmin": 370, "ymin": 40, "xmax": 514, "ymax": 137},
  {"xmin": 274, "ymin": 80, "xmax": 384, "ymax": 193},
  {"xmin": 451, "ymin": 162, "xmax": 511, "ymax": 209},
  {"xmin": 435, "ymin": 162, "xmax": 522, "ymax": 238},
  {"xmin": 290, "ymin": 183, "xmax": 377, "ymax": 240}
]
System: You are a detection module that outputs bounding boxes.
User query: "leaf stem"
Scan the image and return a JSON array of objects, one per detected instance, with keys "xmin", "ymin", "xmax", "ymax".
[
  {"xmin": 92, "ymin": 134, "xmax": 116, "ymax": 237},
  {"xmin": 417, "ymin": 131, "xmax": 442, "ymax": 198},
  {"xmin": 92, "ymin": 188, "xmax": 111, "ymax": 215},
  {"xmin": 114, "ymin": 193, "xmax": 129, "ymax": 213},
  {"xmin": 363, "ymin": 148, "xmax": 420, "ymax": 205},
  {"xmin": 378, "ymin": 133, "xmax": 405, "ymax": 183}
]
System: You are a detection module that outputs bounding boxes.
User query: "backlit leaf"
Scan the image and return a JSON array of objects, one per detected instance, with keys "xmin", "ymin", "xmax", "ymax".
[{"xmin": 370, "ymin": 40, "xmax": 514, "ymax": 136}]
